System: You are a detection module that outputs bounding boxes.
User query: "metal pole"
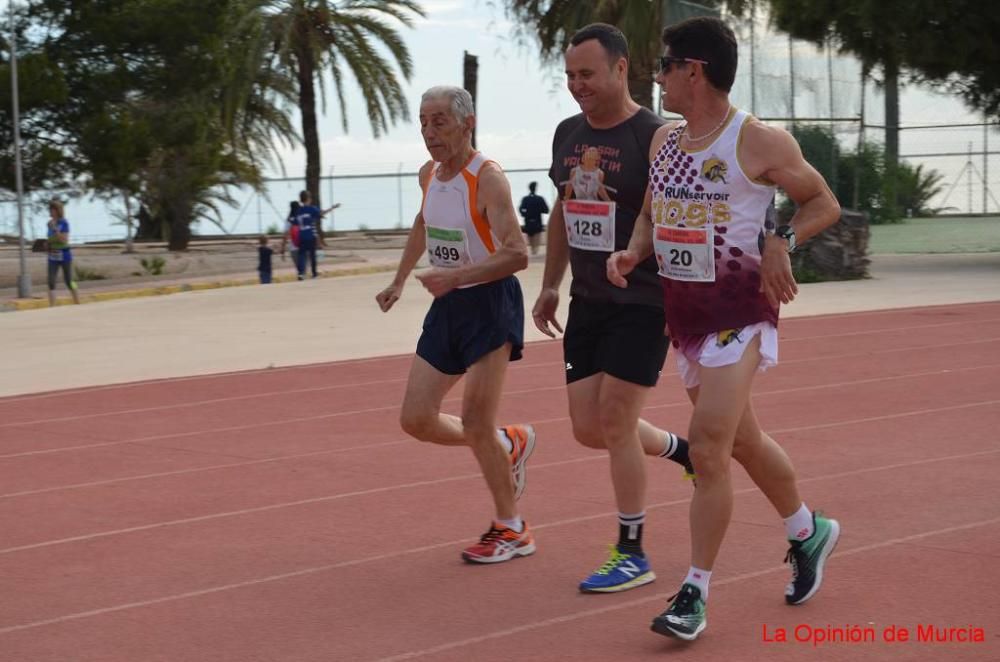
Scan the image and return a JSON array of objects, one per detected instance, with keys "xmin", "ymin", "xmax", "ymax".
[
  {"xmin": 397, "ymin": 162, "xmax": 404, "ymax": 229},
  {"xmin": 328, "ymin": 166, "xmax": 334, "ymax": 234},
  {"xmin": 10, "ymin": 4, "xmax": 31, "ymax": 298},
  {"xmin": 853, "ymin": 66, "xmax": 866, "ymax": 210},
  {"xmin": 827, "ymin": 37, "xmax": 837, "ymax": 195},
  {"xmin": 968, "ymin": 142, "xmax": 973, "ymax": 215},
  {"xmin": 256, "ymin": 191, "xmax": 262, "ymax": 234},
  {"xmin": 788, "ymin": 36, "xmax": 796, "ymax": 129},
  {"xmin": 984, "ymin": 117, "xmax": 989, "ymax": 214},
  {"xmin": 749, "ymin": 1, "xmax": 756, "ymax": 115}
]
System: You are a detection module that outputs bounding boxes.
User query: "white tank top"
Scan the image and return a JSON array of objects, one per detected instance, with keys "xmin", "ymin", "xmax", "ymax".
[
  {"xmin": 650, "ymin": 108, "xmax": 779, "ymax": 335},
  {"xmin": 421, "ymin": 152, "xmax": 499, "ymax": 285}
]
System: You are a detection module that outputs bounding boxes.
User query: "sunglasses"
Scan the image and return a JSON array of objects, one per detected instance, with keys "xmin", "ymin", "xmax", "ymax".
[{"xmin": 657, "ymin": 56, "xmax": 708, "ymax": 73}]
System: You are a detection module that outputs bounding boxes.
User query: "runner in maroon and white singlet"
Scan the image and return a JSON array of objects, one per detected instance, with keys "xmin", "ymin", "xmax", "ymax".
[{"xmin": 607, "ymin": 17, "xmax": 843, "ymax": 641}]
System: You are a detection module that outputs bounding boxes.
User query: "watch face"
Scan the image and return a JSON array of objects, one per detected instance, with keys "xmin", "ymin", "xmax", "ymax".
[{"xmin": 776, "ymin": 226, "xmax": 795, "ymax": 251}]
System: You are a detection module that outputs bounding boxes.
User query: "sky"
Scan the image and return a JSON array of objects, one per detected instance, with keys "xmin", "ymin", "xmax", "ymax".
[{"xmin": 3, "ymin": 0, "xmax": 996, "ymax": 240}]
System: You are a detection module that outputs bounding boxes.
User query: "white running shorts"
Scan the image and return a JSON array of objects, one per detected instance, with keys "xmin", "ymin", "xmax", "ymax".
[{"xmin": 674, "ymin": 321, "xmax": 779, "ymax": 389}]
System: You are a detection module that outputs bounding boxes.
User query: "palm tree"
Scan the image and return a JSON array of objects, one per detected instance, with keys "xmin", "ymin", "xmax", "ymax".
[
  {"xmin": 140, "ymin": 2, "xmax": 300, "ymax": 250},
  {"xmin": 896, "ymin": 162, "xmax": 948, "ymax": 217},
  {"xmin": 260, "ymin": 0, "xmax": 425, "ymax": 207},
  {"xmin": 501, "ymin": 1, "xmax": 730, "ymax": 109},
  {"xmin": 503, "ymin": 1, "xmax": 662, "ymax": 109}
]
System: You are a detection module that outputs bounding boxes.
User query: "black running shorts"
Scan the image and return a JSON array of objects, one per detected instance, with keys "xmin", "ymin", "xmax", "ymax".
[
  {"xmin": 416, "ymin": 275, "xmax": 524, "ymax": 375},
  {"xmin": 563, "ymin": 297, "xmax": 669, "ymax": 387}
]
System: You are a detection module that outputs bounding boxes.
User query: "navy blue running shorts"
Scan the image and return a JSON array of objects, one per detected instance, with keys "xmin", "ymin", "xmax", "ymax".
[
  {"xmin": 563, "ymin": 297, "xmax": 669, "ymax": 387},
  {"xmin": 416, "ymin": 275, "xmax": 524, "ymax": 375}
]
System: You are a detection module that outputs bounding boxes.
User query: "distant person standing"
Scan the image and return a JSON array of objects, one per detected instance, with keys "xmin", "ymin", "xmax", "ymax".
[
  {"xmin": 286, "ymin": 191, "xmax": 340, "ymax": 280},
  {"xmin": 257, "ymin": 235, "xmax": 274, "ymax": 284},
  {"xmin": 291, "ymin": 191, "xmax": 321, "ymax": 279},
  {"xmin": 518, "ymin": 181, "xmax": 550, "ymax": 256},
  {"xmin": 46, "ymin": 199, "xmax": 80, "ymax": 306},
  {"xmin": 282, "ymin": 201, "xmax": 301, "ymax": 269}
]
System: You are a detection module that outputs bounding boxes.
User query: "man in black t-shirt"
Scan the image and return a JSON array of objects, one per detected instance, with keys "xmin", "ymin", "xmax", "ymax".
[{"xmin": 531, "ymin": 23, "xmax": 692, "ymax": 594}]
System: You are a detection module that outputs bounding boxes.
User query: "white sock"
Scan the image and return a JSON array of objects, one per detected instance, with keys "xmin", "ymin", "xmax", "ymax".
[
  {"xmin": 784, "ymin": 503, "xmax": 814, "ymax": 541},
  {"xmin": 684, "ymin": 566, "xmax": 712, "ymax": 599},
  {"xmin": 496, "ymin": 428, "xmax": 514, "ymax": 454},
  {"xmin": 658, "ymin": 431, "xmax": 679, "ymax": 458},
  {"xmin": 496, "ymin": 516, "xmax": 523, "ymax": 533}
]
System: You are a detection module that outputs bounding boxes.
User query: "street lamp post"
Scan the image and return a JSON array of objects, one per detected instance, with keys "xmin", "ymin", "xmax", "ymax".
[{"xmin": 10, "ymin": 5, "xmax": 31, "ymax": 298}]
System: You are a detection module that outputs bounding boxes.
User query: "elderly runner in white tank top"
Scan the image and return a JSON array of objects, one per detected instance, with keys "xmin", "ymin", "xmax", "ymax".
[
  {"xmin": 607, "ymin": 17, "xmax": 842, "ymax": 642},
  {"xmin": 375, "ymin": 86, "xmax": 537, "ymax": 565}
]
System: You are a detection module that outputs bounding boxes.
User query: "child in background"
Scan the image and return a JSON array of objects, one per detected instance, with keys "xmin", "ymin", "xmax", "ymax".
[{"xmin": 258, "ymin": 235, "xmax": 274, "ymax": 284}]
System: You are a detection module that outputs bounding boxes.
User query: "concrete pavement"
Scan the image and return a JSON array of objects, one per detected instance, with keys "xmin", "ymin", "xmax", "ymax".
[{"xmin": 1, "ymin": 252, "xmax": 997, "ymax": 397}]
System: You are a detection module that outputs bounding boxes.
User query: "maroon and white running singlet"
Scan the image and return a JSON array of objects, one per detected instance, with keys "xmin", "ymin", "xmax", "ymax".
[{"xmin": 649, "ymin": 108, "xmax": 778, "ymax": 337}]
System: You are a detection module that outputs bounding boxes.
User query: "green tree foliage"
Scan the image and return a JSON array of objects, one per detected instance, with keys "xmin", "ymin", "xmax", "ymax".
[
  {"xmin": 261, "ymin": 0, "xmax": 424, "ymax": 207},
  {"xmin": 747, "ymin": 1, "xmax": 1000, "ymax": 220},
  {"xmin": 501, "ymin": 1, "xmax": 736, "ymax": 110},
  {"xmin": 14, "ymin": 0, "xmax": 297, "ymax": 250},
  {"xmin": 787, "ymin": 124, "xmax": 945, "ymax": 224},
  {"xmin": 0, "ymin": 25, "xmax": 72, "ymax": 195},
  {"xmin": 500, "ymin": 1, "xmax": 665, "ymax": 109},
  {"xmin": 895, "ymin": 163, "xmax": 948, "ymax": 217}
]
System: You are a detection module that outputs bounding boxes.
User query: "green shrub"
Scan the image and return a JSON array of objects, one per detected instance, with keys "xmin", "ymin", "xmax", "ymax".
[
  {"xmin": 73, "ymin": 265, "xmax": 106, "ymax": 281},
  {"xmin": 139, "ymin": 256, "xmax": 166, "ymax": 275}
]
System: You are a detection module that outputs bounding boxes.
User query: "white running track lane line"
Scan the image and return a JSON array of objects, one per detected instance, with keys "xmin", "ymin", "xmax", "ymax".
[
  {"xmin": 3, "ymin": 345, "xmax": 999, "ymax": 462},
  {"xmin": 0, "ymin": 419, "xmax": 997, "ymax": 557},
  {"xmin": 0, "ymin": 509, "xmax": 997, "ymax": 639},
  {"xmin": 1, "ymin": 351, "xmax": 998, "ymax": 501},
  {"xmin": 0, "ymin": 439, "xmax": 413, "ymax": 498},
  {"xmin": 4, "ymin": 313, "xmax": 998, "ymax": 425},
  {"xmin": 0, "ymin": 360, "xmax": 568, "ymax": 426},
  {"xmin": 1, "ymin": 360, "xmax": 998, "ymax": 496},
  {"xmin": 371, "ymin": 516, "xmax": 1000, "ymax": 662}
]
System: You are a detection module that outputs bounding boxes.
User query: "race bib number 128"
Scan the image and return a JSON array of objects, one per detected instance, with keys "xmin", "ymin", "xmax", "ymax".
[{"xmin": 563, "ymin": 200, "xmax": 616, "ymax": 252}]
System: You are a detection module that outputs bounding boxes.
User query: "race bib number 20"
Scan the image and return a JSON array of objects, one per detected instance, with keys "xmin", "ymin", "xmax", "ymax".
[{"xmin": 653, "ymin": 225, "xmax": 716, "ymax": 282}]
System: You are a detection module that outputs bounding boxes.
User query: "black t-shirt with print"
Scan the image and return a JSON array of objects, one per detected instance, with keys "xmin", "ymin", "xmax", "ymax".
[{"xmin": 548, "ymin": 107, "xmax": 664, "ymax": 307}]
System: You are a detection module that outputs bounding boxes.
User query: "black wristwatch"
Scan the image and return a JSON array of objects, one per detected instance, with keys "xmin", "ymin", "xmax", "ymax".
[{"xmin": 774, "ymin": 225, "xmax": 796, "ymax": 253}]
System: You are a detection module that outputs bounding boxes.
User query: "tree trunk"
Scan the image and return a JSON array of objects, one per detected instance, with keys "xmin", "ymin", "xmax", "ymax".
[
  {"xmin": 296, "ymin": 43, "xmax": 321, "ymax": 209},
  {"xmin": 463, "ymin": 51, "xmax": 478, "ymax": 148},
  {"xmin": 167, "ymin": 216, "xmax": 190, "ymax": 251},
  {"xmin": 883, "ymin": 58, "xmax": 900, "ymax": 220},
  {"xmin": 627, "ymin": 35, "xmax": 657, "ymax": 111},
  {"xmin": 628, "ymin": 63, "xmax": 654, "ymax": 110},
  {"xmin": 123, "ymin": 191, "xmax": 134, "ymax": 253}
]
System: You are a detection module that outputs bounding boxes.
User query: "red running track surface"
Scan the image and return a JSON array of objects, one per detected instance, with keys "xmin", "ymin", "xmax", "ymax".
[{"xmin": 1, "ymin": 302, "xmax": 999, "ymax": 661}]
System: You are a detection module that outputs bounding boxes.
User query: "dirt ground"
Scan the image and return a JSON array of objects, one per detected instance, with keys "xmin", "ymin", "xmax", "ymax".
[{"xmin": 0, "ymin": 232, "xmax": 409, "ymax": 293}]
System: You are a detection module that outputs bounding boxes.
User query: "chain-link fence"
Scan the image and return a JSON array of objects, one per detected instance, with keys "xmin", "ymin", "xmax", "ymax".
[{"xmin": 4, "ymin": 6, "xmax": 996, "ymax": 243}]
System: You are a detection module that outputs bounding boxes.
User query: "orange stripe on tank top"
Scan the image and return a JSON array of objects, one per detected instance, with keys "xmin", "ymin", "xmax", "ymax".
[{"xmin": 461, "ymin": 167, "xmax": 496, "ymax": 253}]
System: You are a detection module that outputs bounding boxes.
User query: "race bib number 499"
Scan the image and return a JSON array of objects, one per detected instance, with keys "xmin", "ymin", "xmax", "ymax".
[
  {"xmin": 563, "ymin": 200, "xmax": 616, "ymax": 252},
  {"xmin": 653, "ymin": 225, "xmax": 716, "ymax": 282},
  {"xmin": 426, "ymin": 226, "xmax": 471, "ymax": 268}
]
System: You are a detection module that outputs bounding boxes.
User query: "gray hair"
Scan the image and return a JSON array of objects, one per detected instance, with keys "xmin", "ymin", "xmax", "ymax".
[{"xmin": 421, "ymin": 86, "xmax": 475, "ymax": 121}]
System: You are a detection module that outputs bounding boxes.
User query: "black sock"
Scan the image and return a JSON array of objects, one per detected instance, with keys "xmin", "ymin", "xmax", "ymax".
[
  {"xmin": 660, "ymin": 432, "xmax": 693, "ymax": 472},
  {"xmin": 617, "ymin": 513, "xmax": 645, "ymax": 556}
]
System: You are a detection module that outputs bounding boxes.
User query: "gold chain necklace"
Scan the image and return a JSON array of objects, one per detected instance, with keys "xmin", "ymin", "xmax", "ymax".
[{"xmin": 683, "ymin": 107, "xmax": 732, "ymax": 143}]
